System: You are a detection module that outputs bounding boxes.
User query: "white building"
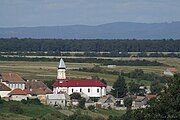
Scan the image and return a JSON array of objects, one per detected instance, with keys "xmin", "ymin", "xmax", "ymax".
[
  {"xmin": 164, "ymin": 67, "xmax": 177, "ymax": 76},
  {"xmin": 46, "ymin": 93, "xmax": 70, "ymax": 107},
  {"xmin": 0, "ymin": 73, "xmax": 25, "ymax": 90},
  {"xmin": 0, "ymin": 83, "xmax": 11, "ymax": 97},
  {"xmin": 8, "ymin": 88, "xmax": 28, "ymax": 101},
  {"xmin": 53, "ymin": 58, "xmax": 106, "ymax": 98}
]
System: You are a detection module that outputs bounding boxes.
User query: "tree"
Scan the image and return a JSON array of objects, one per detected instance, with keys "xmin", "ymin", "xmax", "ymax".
[
  {"xmin": 124, "ymin": 97, "xmax": 133, "ymax": 110},
  {"xmin": 87, "ymin": 105, "xmax": 95, "ymax": 111},
  {"xmin": 78, "ymin": 98, "xmax": 86, "ymax": 109},
  {"xmin": 100, "ymin": 79, "xmax": 107, "ymax": 85},
  {"xmin": 111, "ymin": 75, "xmax": 127, "ymax": 98},
  {"xmin": 70, "ymin": 93, "xmax": 81, "ymax": 100},
  {"xmin": 128, "ymin": 82, "xmax": 140, "ymax": 95},
  {"xmin": 129, "ymin": 69, "xmax": 144, "ymax": 78},
  {"xmin": 150, "ymin": 80, "xmax": 163, "ymax": 94}
]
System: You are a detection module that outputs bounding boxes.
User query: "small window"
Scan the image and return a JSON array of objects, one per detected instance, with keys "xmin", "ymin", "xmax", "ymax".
[
  {"xmin": 72, "ymin": 89, "xmax": 74, "ymax": 92},
  {"xmin": 97, "ymin": 88, "xmax": 99, "ymax": 93},
  {"xmin": 88, "ymin": 88, "xmax": 90, "ymax": 93},
  {"xmin": 80, "ymin": 88, "xmax": 82, "ymax": 92},
  {"xmin": 62, "ymin": 100, "xmax": 63, "ymax": 103}
]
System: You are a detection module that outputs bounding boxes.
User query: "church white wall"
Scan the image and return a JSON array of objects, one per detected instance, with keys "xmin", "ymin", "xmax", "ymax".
[{"xmin": 54, "ymin": 86, "xmax": 106, "ymax": 97}]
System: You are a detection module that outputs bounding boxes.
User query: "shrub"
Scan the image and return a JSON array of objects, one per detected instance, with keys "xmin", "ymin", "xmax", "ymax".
[{"xmin": 87, "ymin": 105, "xmax": 95, "ymax": 111}]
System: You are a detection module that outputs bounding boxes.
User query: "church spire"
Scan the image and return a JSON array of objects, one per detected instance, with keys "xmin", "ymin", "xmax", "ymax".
[
  {"xmin": 57, "ymin": 58, "xmax": 66, "ymax": 79},
  {"xmin": 58, "ymin": 58, "xmax": 66, "ymax": 69}
]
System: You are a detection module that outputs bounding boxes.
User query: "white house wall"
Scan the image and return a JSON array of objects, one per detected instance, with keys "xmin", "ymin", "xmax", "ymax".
[
  {"xmin": 10, "ymin": 95, "xmax": 27, "ymax": 101},
  {"xmin": 7, "ymin": 83, "xmax": 25, "ymax": 90},
  {"xmin": 0, "ymin": 91, "xmax": 11, "ymax": 97}
]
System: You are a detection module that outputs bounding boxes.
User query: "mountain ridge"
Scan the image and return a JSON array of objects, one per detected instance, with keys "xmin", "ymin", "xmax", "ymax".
[{"xmin": 1, "ymin": 21, "xmax": 180, "ymax": 39}]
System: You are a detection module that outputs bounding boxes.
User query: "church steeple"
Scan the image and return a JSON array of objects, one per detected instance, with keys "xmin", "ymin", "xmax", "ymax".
[
  {"xmin": 58, "ymin": 58, "xmax": 66, "ymax": 69},
  {"xmin": 57, "ymin": 58, "xmax": 66, "ymax": 79}
]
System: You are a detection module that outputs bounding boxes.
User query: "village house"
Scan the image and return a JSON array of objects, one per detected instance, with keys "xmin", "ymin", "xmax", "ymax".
[
  {"xmin": 0, "ymin": 83, "xmax": 11, "ymax": 97},
  {"xmin": 146, "ymin": 94, "xmax": 156, "ymax": 101},
  {"xmin": 46, "ymin": 92, "xmax": 70, "ymax": 107},
  {"xmin": 115, "ymin": 98, "xmax": 125, "ymax": 107},
  {"xmin": 53, "ymin": 58, "xmax": 106, "ymax": 98},
  {"xmin": 164, "ymin": 67, "xmax": 177, "ymax": 76},
  {"xmin": 85, "ymin": 98, "xmax": 95, "ymax": 108},
  {"xmin": 25, "ymin": 80, "xmax": 53, "ymax": 103},
  {"xmin": 0, "ymin": 73, "xmax": 25, "ymax": 90},
  {"xmin": 132, "ymin": 96, "xmax": 148, "ymax": 108},
  {"xmin": 8, "ymin": 88, "xmax": 28, "ymax": 101},
  {"xmin": 97, "ymin": 95, "xmax": 116, "ymax": 109}
]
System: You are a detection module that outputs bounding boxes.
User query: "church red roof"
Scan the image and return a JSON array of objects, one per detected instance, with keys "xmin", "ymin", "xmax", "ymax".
[{"xmin": 53, "ymin": 79, "xmax": 106, "ymax": 87}]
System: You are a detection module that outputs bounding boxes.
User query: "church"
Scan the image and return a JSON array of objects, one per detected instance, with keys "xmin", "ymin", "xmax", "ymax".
[{"xmin": 53, "ymin": 58, "xmax": 106, "ymax": 98}]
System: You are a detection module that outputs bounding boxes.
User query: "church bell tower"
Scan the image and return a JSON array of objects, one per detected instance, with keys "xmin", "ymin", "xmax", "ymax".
[{"xmin": 57, "ymin": 58, "xmax": 66, "ymax": 79}]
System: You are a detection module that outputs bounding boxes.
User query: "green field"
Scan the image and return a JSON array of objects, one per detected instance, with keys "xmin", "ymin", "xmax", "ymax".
[{"xmin": 0, "ymin": 57, "xmax": 179, "ymax": 85}]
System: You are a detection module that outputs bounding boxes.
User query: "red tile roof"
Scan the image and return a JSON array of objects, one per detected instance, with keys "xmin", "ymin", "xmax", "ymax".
[
  {"xmin": 167, "ymin": 67, "xmax": 177, "ymax": 73},
  {"xmin": 146, "ymin": 95, "xmax": 156, "ymax": 101},
  {"xmin": 9, "ymin": 88, "xmax": 27, "ymax": 95},
  {"xmin": 53, "ymin": 79, "xmax": 106, "ymax": 87},
  {"xmin": 23, "ymin": 89, "xmax": 32, "ymax": 94},
  {"xmin": 1, "ymin": 73, "xmax": 25, "ymax": 83}
]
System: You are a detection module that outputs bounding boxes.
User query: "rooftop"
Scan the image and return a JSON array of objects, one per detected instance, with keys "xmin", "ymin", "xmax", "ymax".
[
  {"xmin": 58, "ymin": 58, "xmax": 66, "ymax": 69},
  {"xmin": 1, "ymin": 73, "xmax": 25, "ymax": 83},
  {"xmin": 9, "ymin": 88, "xmax": 27, "ymax": 95},
  {"xmin": 53, "ymin": 79, "xmax": 106, "ymax": 87},
  {"xmin": 0, "ymin": 83, "xmax": 11, "ymax": 91}
]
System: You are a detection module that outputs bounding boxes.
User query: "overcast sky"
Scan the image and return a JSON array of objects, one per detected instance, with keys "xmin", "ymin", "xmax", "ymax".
[{"xmin": 0, "ymin": 0, "xmax": 180, "ymax": 27}]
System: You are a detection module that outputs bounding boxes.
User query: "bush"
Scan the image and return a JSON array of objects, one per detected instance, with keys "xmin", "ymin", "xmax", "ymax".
[
  {"xmin": 88, "ymin": 105, "xmax": 95, "ymax": 111},
  {"xmin": 70, "ymin": 93, "xmax": 81, "ymax": 100},
  {"xmin": 78, "ymin": 98, "xmax": 86, "ymax": 109}
]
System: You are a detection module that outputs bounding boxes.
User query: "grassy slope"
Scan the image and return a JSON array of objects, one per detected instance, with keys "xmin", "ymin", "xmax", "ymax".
[
  {"xmin": 0, "ymin": 101, "xmax": 66, "ymax": 120},
  {"xmin": 81, "ymin": 109, "xmax": 126, "ymax": 119}
]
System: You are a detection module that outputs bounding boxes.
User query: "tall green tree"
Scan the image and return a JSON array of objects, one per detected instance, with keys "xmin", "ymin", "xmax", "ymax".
[
  {"xmin": 111, "ymin": 75, "xmax": 127, "ymax": 98},
  {"xmin": 128, "ymin": 82, "xmax": 140, "ymax": 95},
  {"xmin": 124, "ymin": 97, "xmax": 133, "ymax": 110},
  {"xmin": 150, "ymin": 80, "xmax": 163, "ymax": 94}
]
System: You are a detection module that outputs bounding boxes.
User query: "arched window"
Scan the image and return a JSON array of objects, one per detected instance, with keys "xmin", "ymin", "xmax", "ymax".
[{"xmin": 97, "ymin": 88, "xmax": 99, "ymax": 93}]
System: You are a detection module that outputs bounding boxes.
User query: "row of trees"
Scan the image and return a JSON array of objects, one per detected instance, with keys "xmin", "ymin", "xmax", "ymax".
[{"xmin": 0, "ymin": 38, "xmax": 180, "ymax": 52}]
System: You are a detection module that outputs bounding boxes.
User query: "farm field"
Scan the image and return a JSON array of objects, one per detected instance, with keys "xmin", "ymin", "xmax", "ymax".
[{"xmin": 0, "ymin": 57, "xmax": 179, "ymax": 85}]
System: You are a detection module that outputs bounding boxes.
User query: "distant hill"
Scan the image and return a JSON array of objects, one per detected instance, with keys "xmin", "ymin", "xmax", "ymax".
[{"xmin": 1, "ymin": 22, "xmax": 180, "ymax": 39}]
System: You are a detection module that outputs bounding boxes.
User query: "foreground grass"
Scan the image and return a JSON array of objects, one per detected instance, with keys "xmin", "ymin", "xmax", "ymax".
[
  {"xmin": 0, "ymin": 113, "xmax": 31, "ymax": 120},
  {"xmin": 0, "ymin": 101, "xmax": 66, "ymax": 120},
  {"xmin": 80, "ymin": 109, "xmax": 126, "ymax": 119}
]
